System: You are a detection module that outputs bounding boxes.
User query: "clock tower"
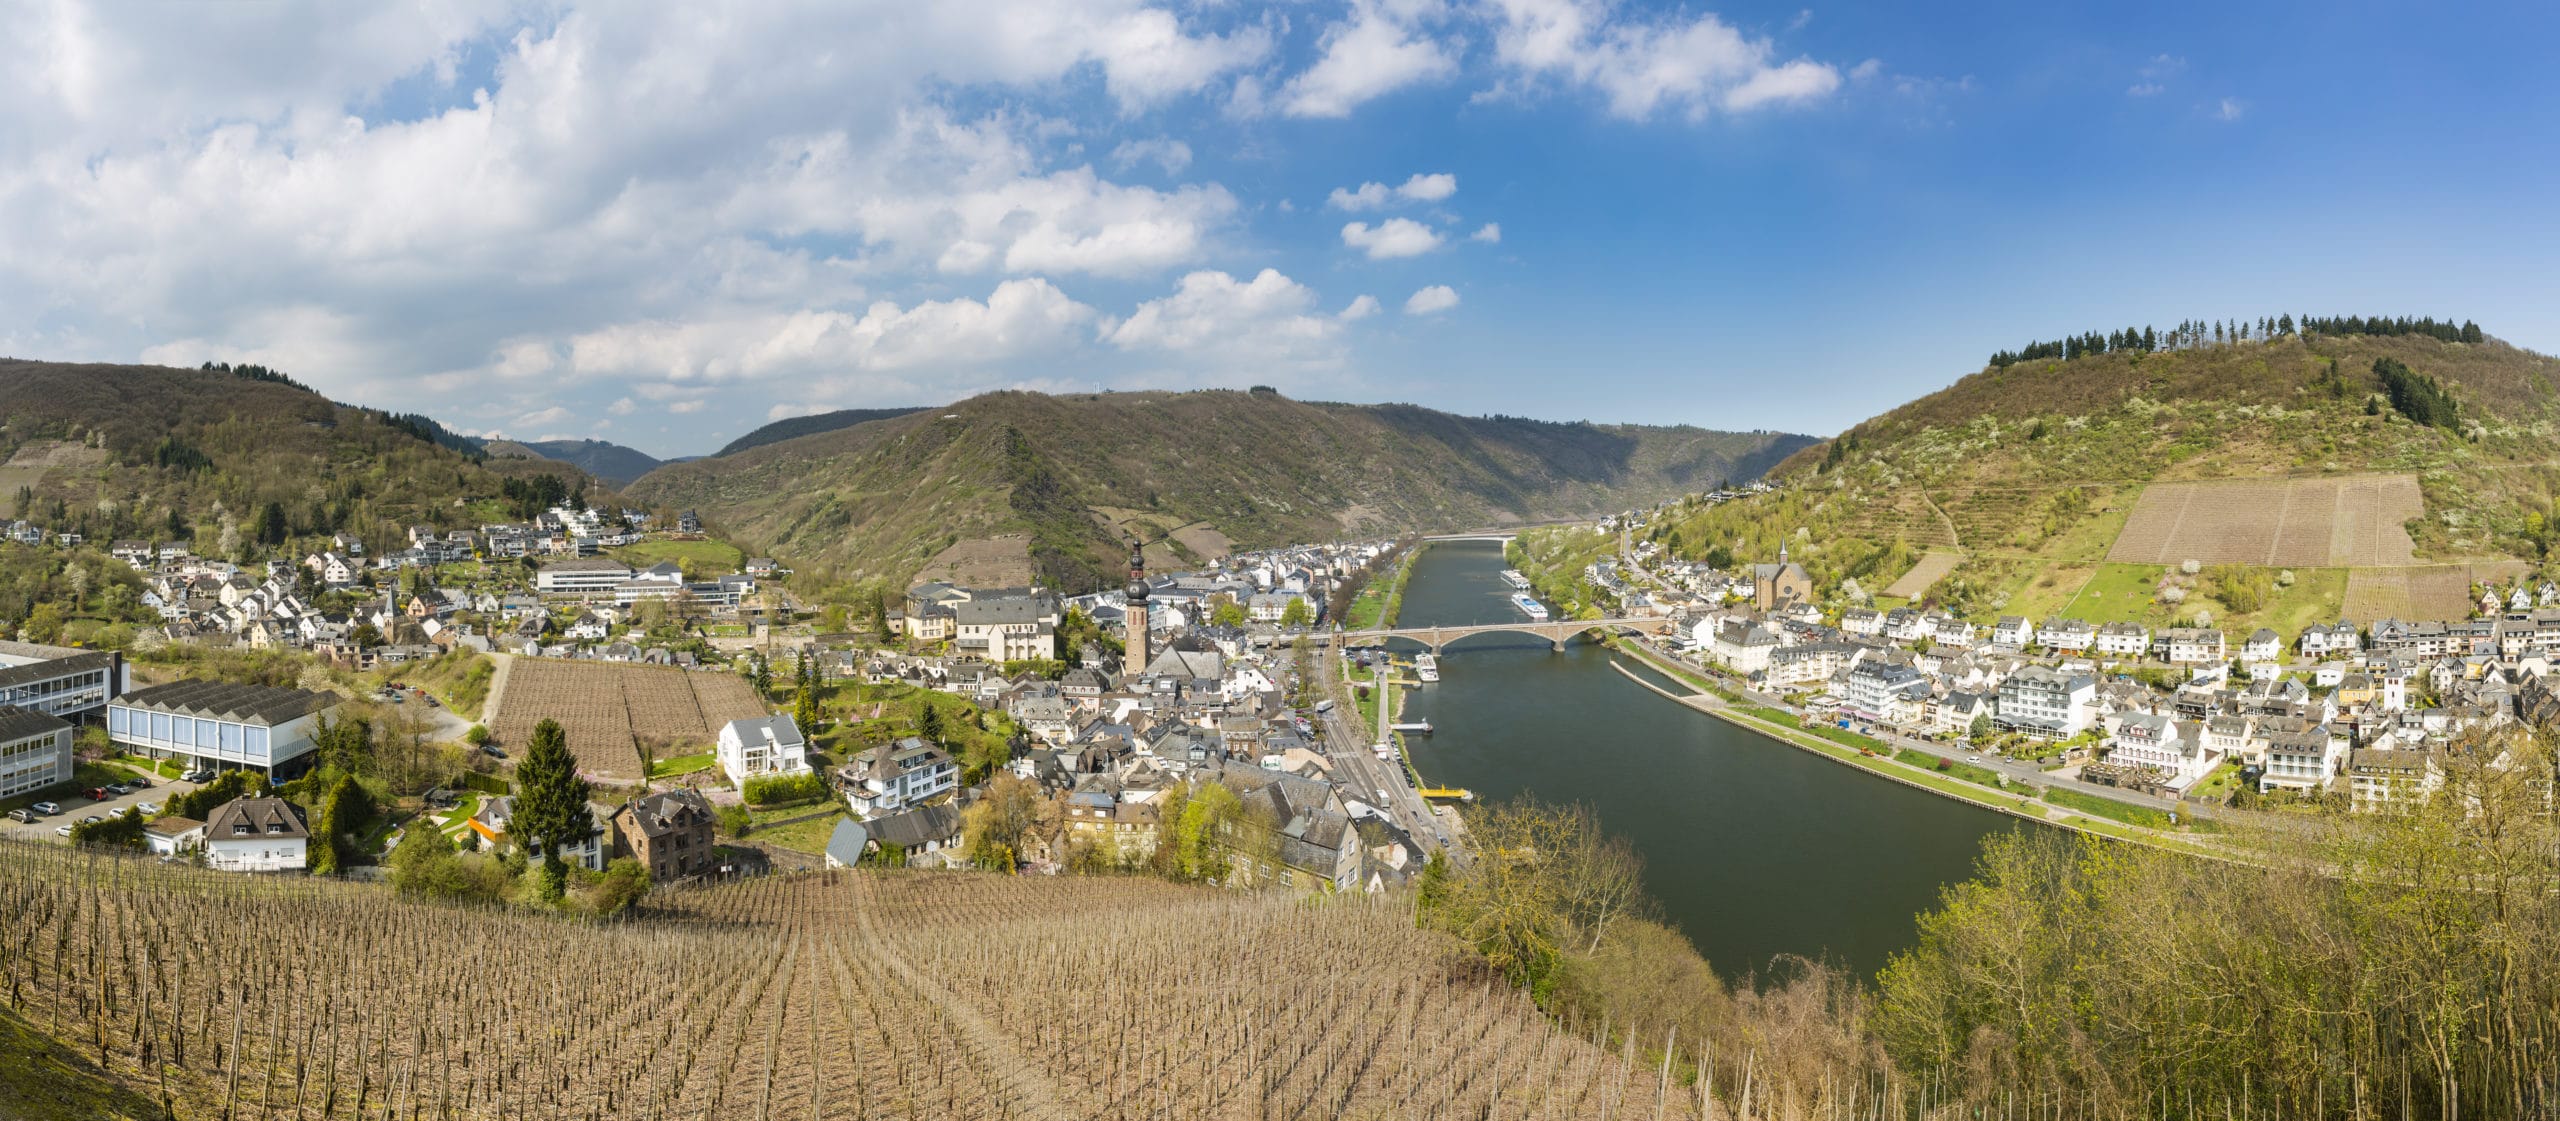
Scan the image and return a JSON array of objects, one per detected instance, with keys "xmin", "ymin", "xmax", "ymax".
[{"xmin": 1122, "ymin": 537, "xmax": 1150, "ymax": 675}]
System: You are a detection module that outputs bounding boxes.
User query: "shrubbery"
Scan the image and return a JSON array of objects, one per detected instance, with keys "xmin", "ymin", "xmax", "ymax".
[{"xmin": 742, "ymin": 772, "xmax": 830, "ymax": 806}]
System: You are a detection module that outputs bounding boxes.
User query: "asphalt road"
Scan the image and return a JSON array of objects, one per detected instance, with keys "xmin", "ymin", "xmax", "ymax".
[{"xmin": 1314, "ymin": 652, "xmax": 1462, "ymax": 864}]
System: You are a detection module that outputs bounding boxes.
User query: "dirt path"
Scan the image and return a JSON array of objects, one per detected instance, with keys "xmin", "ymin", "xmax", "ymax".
[{"xmin": 481, "ymin": 653, "xmax": 515, "ymax": 725}]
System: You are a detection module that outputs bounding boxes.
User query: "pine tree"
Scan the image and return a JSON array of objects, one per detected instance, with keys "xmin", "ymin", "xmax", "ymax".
[{"xmin": 512, "ymin": 718, "xmax": 593, "ymax": 901}]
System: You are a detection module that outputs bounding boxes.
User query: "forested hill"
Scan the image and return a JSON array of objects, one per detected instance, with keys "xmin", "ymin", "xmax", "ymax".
[
  {"xmin": 713, "ymin": 406, "xmax": 929, "ymax": 457},
  {"xmin": 626, "ymin": 388, "xmax": 1812, "ymax": 590},
  {"xmin": 0, "ymin": 359, "xmax": 602, "ymax": 555},
  {"xmin": 512, "ymin": 439, "xmax": 662, "ymax": 488}
]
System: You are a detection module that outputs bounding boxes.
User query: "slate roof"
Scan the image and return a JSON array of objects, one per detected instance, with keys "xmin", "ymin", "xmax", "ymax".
[
  {"xmin": 867, "ymin": 802, "xmax": 961, "ymax": 849},
  {"xmin": 0, "ymin": 641, "xmax": 115, "ymax": 689},
  {"xmin": 0, "ymin": 704, "xmax": 70, "ymax": 743},
  {"xmin": 116, "ymin": 680, "xmax": 334, "ymax": 726},
  {"xmin": 205, "ymin": 796, "xmax": 309, "ymax": 840},
  {"xmin": 824, "ymin": 818, "xmax": 871, "ymax": 866}
]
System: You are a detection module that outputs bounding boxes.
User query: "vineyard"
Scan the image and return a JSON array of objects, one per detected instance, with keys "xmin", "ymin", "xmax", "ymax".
[
  {"xmin": 2341, "ymin": 560, "xmax": 2532, "ymax": 622},
  {"xmin": 487, "ymin": 660, "xmax": 767, "ymax": 781},
  {"xmin": 2105, "ymin": 475, "xmax": 2421, "ymax": 567},
  {"xmin": 0, "ymin": 842, "xmax": 1714, "ymax": 1121}
]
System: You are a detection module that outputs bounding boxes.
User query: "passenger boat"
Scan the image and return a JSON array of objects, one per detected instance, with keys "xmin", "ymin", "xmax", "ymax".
[
  {"xmin": 1500, "ymin": 569, "xmax": 1531, "ymax": 589},
  {"xmin": 1414, "ymin": 653, "xmax": 1440, "ymax": 683},
  {"xmin": 1510, "ymin": 593, "xmax": 1550, "ymax": 621}
]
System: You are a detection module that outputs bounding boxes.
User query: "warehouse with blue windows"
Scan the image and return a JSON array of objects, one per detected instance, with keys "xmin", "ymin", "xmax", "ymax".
[{"xmin": 105, "ymin": 681, "xmax": 338, "ymax": 780}]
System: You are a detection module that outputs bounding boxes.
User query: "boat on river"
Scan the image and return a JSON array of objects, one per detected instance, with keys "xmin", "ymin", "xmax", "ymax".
[
  {"xmin": 1414, "ymin": 653, "xmax": 1440, "ymax": 682},
  {"xmin": 1500, "ymin": 569, "xmax": 1531, "ymax": 589},
  {"xmin": 1510, "ymin": 593, "xmax": 1550, "ymax": 621}
]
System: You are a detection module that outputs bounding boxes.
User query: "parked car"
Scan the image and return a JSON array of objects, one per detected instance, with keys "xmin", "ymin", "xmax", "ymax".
[
  {"xmin": 136, "ymin": 802, "xmax": 160, "ymax": 816},
  {"xmin": 181, "ymin": 769, "xmax": 213, "ymax": 784},
  {"xmin": 84, "ymin": 788, "xmax": 110, "ymax": 801},
  {"xmin": 30, "ymin": 801, "xmax": 59, "ymax": 816},
  {"xmin": 104, "ymin": 782, "xmax": 132, "ymax": 796},
  {"xmin": 55, "ymin": 825, "xmax": 72, "ymax": 837},
  {"xmin": 5, "ymin": 809, "xmax": 29, "ymax": 824},
  {"xmin": 482, "ymin": 745, "xmax": 507, "ymax": 759},
  {"xmin": 109, "ymin": 807, "xmax": 132, "ymax": 819},
  {"xmin": 79, "ymin": 815, "xmax": 101, "ymax": 826},
  {"xmin": 124, "ymin": 775, "xmax": 151, "ymax": 789}
]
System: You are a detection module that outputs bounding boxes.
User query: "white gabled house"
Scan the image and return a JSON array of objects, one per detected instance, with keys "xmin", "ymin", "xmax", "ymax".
[
  {"xmin": 203, "ymin": 796, "xmax": 310, "ymax": 873},
  {"xmin": 716, "ymin": 714, "xmax": 812, "ymax": 787},
  {"xmin": 842, "ymin": 736, "xmax": 958, "ymax": 818}
]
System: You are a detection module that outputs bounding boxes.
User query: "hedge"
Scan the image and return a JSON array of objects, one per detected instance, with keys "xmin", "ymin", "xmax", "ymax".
[{"xmin": 742, "ymin": 772, "xmax": 831, "ymax": 807}]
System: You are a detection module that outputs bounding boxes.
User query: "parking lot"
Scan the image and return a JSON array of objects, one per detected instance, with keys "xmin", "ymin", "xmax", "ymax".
[{"xmin": 2, "ymin": 772, "xmax": 206, "ymax": 843}]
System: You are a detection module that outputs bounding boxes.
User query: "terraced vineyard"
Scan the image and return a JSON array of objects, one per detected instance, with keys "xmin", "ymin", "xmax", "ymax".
[
  {"xmin": 488, "ymin": 660, "xmax": 769, "ymax": 780},
  {"xmin": 2106, "ymin": 475, "xmax": 2421, "ymax": 567},
  {"xmin": 0, "ymin": 843, "xmax": 1702, "ymax": 1120}
]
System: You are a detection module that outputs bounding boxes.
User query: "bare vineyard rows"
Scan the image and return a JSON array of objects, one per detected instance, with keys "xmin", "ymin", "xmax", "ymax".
[
  {"xmin": 488, "ymin": 662, "xmax": 765, "ymax": 780},
  {"xmin": 0, "ymin": 842, "xmax": 1732, "ymax": 1120}
]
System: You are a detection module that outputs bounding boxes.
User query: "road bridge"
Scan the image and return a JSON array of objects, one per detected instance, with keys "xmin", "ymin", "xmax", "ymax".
[
  {"xmin": 1419, "ymin": 532, "xmax": 1517, "ymax": 544},
  {"xmin": 1336, "ymin": 617, "xmax": 1665, "ymax": 653}
]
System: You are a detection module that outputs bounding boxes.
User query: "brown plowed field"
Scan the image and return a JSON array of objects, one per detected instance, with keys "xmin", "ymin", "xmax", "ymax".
[
  {"xmin": 1883, "ymin": 552, "xmax": 1965, "ymax": 598},
  {"xmin": 490, "ymin": 659, "xmax": 771, "ymax": 780},
  {"xmin": 2107, "ymin": 475, "xmax": 2420, "ymax": 567}
]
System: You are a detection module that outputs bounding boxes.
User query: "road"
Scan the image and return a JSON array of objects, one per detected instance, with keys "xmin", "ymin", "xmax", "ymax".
[
  {"xmin": 2, "ymin": 771, "xmax": 206, "ymax": 844},
  {"xmin": 1312, "ymin": 651, "xmax": 1464, "ymax": 866}
]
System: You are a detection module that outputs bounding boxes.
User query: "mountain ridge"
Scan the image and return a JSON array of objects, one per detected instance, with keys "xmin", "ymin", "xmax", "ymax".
[{"xmin": 627, "ymin": 388, "xmax": 1813, "ymax": 590}]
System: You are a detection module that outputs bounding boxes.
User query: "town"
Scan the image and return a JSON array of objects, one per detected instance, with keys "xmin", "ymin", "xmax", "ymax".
[{"xmin": 0, "ymin": 498, "xmax": 1452, "ymax": 906}]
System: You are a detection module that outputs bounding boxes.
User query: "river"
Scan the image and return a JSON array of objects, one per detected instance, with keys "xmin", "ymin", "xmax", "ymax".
[{"xmin": 1393, "ymin": 541, "xmax": 2015, "ymax": 980}]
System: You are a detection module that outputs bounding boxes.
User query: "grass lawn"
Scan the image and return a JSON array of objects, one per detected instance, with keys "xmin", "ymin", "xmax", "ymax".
[
  {"xmin": 114, "ymin": 754, "xmax": 183, "ymax": 779},
  {"xmin": 750, "ymin": 809, "xmax": 850, "ymax": 854},
  {"xmin": 652, "ymin": 751, "xmax": 717, "ymax": 779},
  {"xmin": 1892, "ymin": 748, "xmax": 2005, "ymax": 788},
  {"xmin": 2043, "ymin": 786, "xmax": 2178, "ymax": 829},
  {"xmin": 2190, "ymin": 760, "xmax": 2246, "ymax": 802},
  {"xmin": 437, "ymin": 793, "xmax": 483, "ymax": 836},
  {"xmin": 611, "ymin": 538, "xmax": 746, "ymax": 572},
  {"xmin": 2000, "ymin": 563, "xmax": 2097, "ymax": 621},
  {"xmin": 2058, "ymin": 563, "xmax": 2168, "ymax": 624},
  {"xmin": 749, "ymin": 799, "xmax": 837, "ymax": 827}
]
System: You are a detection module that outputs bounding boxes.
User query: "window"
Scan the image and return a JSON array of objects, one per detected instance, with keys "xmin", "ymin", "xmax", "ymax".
[
  {"xmin": 220, "ymin": 723, "xmax": 240, "ymax": 753},
  {"xmin": 152, "ymin": 712, "xmax": 172, "ymax": 741},
  {"xmin": 245, "ymin": 726, "xmax": 268, "ymax": 758},
  {"xmin": 170, "ymin": 716, "xmax": 192, "ymax": 744},
  {"xmin": 108, "ymin": 707, "xmax": 127, "ymax": 735}
]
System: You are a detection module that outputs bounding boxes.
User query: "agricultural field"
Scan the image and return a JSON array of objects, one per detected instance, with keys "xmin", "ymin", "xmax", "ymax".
[
  {"xmin": 909, "ymin": 533, "xmax": 1036, "ymax": 590},
  {"xmin": 2105, "ymin": 475, "xmax": 2420, "ymax": 567},
  {"xmin": 0, "ymin": 438, "xmax": 107, "ymax": 496},
  {"xmin": 610, "ymin": 537, "xmax": 747, "ymax": 572},
  {"xmin": 0, "ymin": 843, "xmax": 1693, "ymax": 1121},
  {"xmin": 1881, "ymin": 552, "xmax": 1964, "ymax": 599},
  {"xmin": 488, "ymin": 660, "xmax": 768, "ymax": 781},
  {"xmin": 2046, "ymin": 562, "xmax": 2351, "ymax": 634},
  {"xmin": 2341, "ymin": 561, "xmax": 2531, "ymax": 622}
]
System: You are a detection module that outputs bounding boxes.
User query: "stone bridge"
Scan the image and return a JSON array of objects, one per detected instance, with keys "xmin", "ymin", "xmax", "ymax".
[{"xmin": 1335, "ymin": 617, "xmax": 1664, "ymax": 653}]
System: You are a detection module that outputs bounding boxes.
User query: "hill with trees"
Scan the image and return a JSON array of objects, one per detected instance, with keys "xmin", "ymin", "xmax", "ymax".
[
  {"xmin": 714, "ymin": 406, "xmax": 929, "ymax": 457},
  {"xmin": 628, "ymin": 388, "xmax": 1812, "ymax": 590},
  {"xmin": 0, "ymin": 358, "xmax": 606, "ymax": 557},
  {"xmin": 510, "ymin": 438, "xmax": 663, "ymax": 487},
  {"xmin": 1640, "ymin": 320, "xmax": 2560, "ymax": 623}
]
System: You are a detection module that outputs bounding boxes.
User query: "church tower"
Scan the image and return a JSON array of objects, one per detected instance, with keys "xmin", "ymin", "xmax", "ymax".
[{"xmin": 1123, "ymin": 537, "xmax": 1150, "ymax": 675}]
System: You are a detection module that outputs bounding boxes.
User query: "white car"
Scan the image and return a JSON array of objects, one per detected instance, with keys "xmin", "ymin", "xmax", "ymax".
[{"xmin": 136, "ymin": 802, "xmax": 161, "ymax": 816}]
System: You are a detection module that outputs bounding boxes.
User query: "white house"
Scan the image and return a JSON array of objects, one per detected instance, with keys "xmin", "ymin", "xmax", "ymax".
[
  {"xmin": 1839, "ymin": 608, "xmax": 1885, "ymax": 637},
  {"xmin": 717, "ymin": 714, "xmax": 812, "ymax": 787},
  {"xmin": 1707, "ymin": 619, "xmax": 1780, "ymax": 676},
  {"xmin": 2242, "ymin": 628, "xmax": 2283, "ymax": 664},
  {"xmin": 203, "ymin": 796, "xmax": 310, "ymax": 872},
  {"xmin": 2260, "ymin": 723, "xmax": 2348, "ymax": 794},
  {"xmin": 144, "ymin": 816, "xmax": 207, "ymax": 856},
  {"xmin": 2107, "ymin": 713, "xmax": 2219, "ymax": 791},
  {"xmin": 2094, "ymin": 622, "xmax": 2150, "ymax": 658},
  {"xmin": 1996, "ymin": 666, "xmax": 2095, "ymax": 739},
  {"xmin": 2161, "ymin": 628, "xmax": 2227, "ymax": 665},
  {"xmin": 1992, "ymin": 616, "xmax": 2037, "ymax": 648},
  {"xmin": 844, "ymin": 737, "xmax": 958, "ymax": 817},
  {"xmin": 2041, "ymin": 619, "xmax": 2096, "ymax": 654}
]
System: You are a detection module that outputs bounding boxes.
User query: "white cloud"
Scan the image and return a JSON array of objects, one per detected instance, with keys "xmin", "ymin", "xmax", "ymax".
[
  {"xmin": 2127, "ymin": 83, "xmax": 2164, "ymax": 97},
  {"xmin": 2215, "ymin": 97, "xmax": 2245, "ymax": 121},
  {"xmin": 1341, "ymin": 217, "xmax": 1443, "ymax": 258},
  {"xmin": 1280, "ymin": 1, "xmax": 1459, "ymax": 118},
  {"xmin": 668, "ymin": 399, "xmax": 707, "ymax": 414},
  {"xmin": 1108, "ymin": 137, "xmax": 1193, "ymax": 174},
  {"xmin": 517, "ymin": 405, "xmax": 574, "ymax": 428},
  {"xmin": 1339, "ymin": 294, "xmax": 1382, "ymax": 320},
  {"xmin": 608, "ymin": 397, "xmax": 636, "ymax": 415},
  {"xmin": 1330, "ymin": 171, "xmax": 1459, "ymax": 211},
  {"xmin": 1470, "ymin": 222, "xmax": 1501, "ymax": 243},
  {"xmin": 1482, "ymin": 0, "xmax": 1841, "ymax": 119},
  {"xmin": 1404, "ymin": 284, "xmax": 1459, "ymax": 315},
  {"xmin": 1105, "ymin": 267, "xmax": 1349, "ymax": 367},
  {"xmin": 0, "ymin": 0, "xmax": 1265, "ymax": 431}
]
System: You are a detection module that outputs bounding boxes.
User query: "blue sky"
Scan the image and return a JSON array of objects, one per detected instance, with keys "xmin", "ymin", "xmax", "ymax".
[{"xmin": 2, "ymin": 1, "xmax": 2553, "ymax": 458}]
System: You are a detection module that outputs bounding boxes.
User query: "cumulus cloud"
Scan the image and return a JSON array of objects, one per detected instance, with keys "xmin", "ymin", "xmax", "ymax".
[
  {"xmin": 0, "ymin": 0, "xmax": 1267, "ymax": 439},
  {"xmin": 1104, "ymin": 267, "xmax": 1350, "ymax": 367},
  {"xmin": 1281, "ymin": 1, "xmax": 1459, "ymax": 118},
  {"xmin": 1341, "ymin": 218, "xmax": 1443, "ymax": 258},
  {"xmin": 1339, "ymin": 294, "xmax": 1382, "ymax": 320},
  {"xmin": 1470, "ymin": 222, "xmax": 1501, "ymax": 243},
  {"xmin": 2215, "ymin": 97, "xmax": 2245, "ymax": 121},
  {"xmin": 1108, "ymin": 137, "xmax": 1193, "ymax": 174},
  {"xmin": 608, "ymin": 397, "xmax": 636, "ymax": 415},
  {"xmin": 1327, "ymin": 171, "xmax": 1458, "ymax": 210},
  {"xmin": 1404, "ymin": 284, "xmax": 1459, "ymax": 315},
  {"xmin": 1481, "ymin": 0, "xmax": 1841, "ymax": 118}
]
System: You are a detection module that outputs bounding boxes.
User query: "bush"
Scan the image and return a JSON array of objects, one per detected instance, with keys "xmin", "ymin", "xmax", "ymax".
[
  {"xmin": 589, "ymin": 857, "xmax": 651, "ymax": 916},
  {"xmin": 741, "ymin": 772, "xmax": 830, "ymax": 806},
  {"xmin": 464, "ymin": 725, "xmax": 490, "ymax": 746},
  {"xmin": 70, "ymin": 812, "xmax": 148, "ymax": 849},
  {"xmin": 715, "ymin": 804, "xmax": 753, "ymax": 836}
]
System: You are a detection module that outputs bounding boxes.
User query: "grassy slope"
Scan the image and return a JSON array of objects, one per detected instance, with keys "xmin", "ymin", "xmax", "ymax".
[
  {"xmin": 628, "ymin": 388, "xmax": 1814, "ymax": 591},
  {"xmin": 0, "ymin": 1007, "xmax": 160, "ymax": 1121},
  {"xmin": 0, "ymin": 359, "xmax": 609, "ymax": 553},
  {"xmin": 1651, "ymin": 332, "xmax": 2560, "ymax": 622}
]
